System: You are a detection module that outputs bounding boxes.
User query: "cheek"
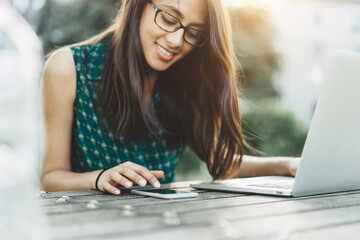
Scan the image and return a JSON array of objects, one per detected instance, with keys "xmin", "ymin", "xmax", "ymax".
[
  {"xmin": 140, "ymin": 31, "xmax": 155, "ymax": 59},
  {"xmin": 139, "ymin": 12, "xmax": 156, "ymax": 47},
  {"xmin": 140, "ymin": 24, "xmax": 162, "ymax": 51},
  {"xmin": 179, "ymin": 45, "xmax": 195, "ymax": 59}
]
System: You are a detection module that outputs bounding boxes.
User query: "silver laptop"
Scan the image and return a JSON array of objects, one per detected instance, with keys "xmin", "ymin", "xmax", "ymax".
[{"xmin": 191, "ymin": 50, "xmax": 360, "ymax": 197}]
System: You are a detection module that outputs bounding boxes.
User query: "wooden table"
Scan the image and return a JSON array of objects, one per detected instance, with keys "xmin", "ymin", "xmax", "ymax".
[{"xmin": 37, "ymin": 181, "xmax": 360, "ymax": 240}]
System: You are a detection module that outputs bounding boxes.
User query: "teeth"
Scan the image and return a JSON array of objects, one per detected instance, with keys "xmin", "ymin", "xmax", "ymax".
[{"xmin": 158, "ymin": 45, "xmax": 173, "ymax": 56}]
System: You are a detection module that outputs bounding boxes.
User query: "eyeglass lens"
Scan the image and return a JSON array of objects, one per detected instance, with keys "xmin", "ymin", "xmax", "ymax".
[{"xmin": 155, "ymin": 12, "xmax": 206, "ymax": 47}]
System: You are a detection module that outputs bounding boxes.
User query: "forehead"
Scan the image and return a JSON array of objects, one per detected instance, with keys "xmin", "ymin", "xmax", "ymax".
[{"xmin": 154, "ymin": 0, "xmax": 208, "ymax": 23}]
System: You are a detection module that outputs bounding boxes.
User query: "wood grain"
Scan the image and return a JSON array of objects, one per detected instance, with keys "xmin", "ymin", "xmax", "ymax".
[{"xmin": 36, "ymin": 182, "xmax": 360, "ymax": 240}]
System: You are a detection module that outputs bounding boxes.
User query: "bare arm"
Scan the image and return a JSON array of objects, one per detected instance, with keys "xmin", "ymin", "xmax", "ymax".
[
  {"xmin": 236, "ymin": 155, "xmax": 300, "ymax": 178},
  {"xmin": 40, "ymin": 48, "xmax": 163, "ymax": 193},
  {"xmin": 40, "ymin": 48, "xmax": 98, "ymax": 191}
]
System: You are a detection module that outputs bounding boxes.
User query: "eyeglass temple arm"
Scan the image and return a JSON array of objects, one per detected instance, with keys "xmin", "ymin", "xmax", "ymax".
[{"xmin": 148, "ymin": 0, "xmax": 160, "ymax": 12}]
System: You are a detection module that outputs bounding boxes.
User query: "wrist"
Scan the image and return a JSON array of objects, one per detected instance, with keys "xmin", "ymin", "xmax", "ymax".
[
  {"xmin": 89, "ymin": 169, "xmax": 103, "ymax": 190},
  {"xmin": 277, "ymin": 157, "xmax": 300, "ymax": 176},
  {"xmin": 95, "ymin": 168, "xmax": 110, "ymax": 191},
  {"xmin": 279, "ymin": 159, "xmax": 291, "ymax": 176}
]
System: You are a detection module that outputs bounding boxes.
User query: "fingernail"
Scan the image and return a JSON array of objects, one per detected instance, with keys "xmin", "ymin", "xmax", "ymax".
[
  {"xmin": 125, "ymin": 181, "xmax": 132, "ymax": 187},
  {"xmin": 154, "ymin": 182, "xmax": 161, "ymax": 188},
  {"xmin": 115, "ymin": 189, "xmax": 120, "ymax": 195},
  {"xmin": 139, "ymin": 179, "xmax": 147, "ymax": 186}
]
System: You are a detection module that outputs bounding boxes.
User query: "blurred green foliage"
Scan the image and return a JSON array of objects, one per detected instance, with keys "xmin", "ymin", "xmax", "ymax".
[
  {"xmin": 33, "ymin": 1, "xmax": 307, "ymax": 180},
  {"xmin": 176, "ymin": 147, "xmax": 211, "ymax": 181},
  {"xmin": 35, "ymin": 1, "xmax": 279, "ymax": 100},
  {"xmin": 230, "ymin": 7, "xmax": 280, "ymax": 100},
  {"xmin": 242, "ymin": 100, "xmax": 308, "ymax": 157},
  {"xmin": 35, "ymin": 0, "xmax": 119, "ymax": 54}
]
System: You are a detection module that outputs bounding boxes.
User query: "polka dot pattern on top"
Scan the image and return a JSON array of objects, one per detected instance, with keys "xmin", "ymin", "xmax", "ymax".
[{"xmin": 70, "ymin": 39, "xmax": 181, "ymax": 183}]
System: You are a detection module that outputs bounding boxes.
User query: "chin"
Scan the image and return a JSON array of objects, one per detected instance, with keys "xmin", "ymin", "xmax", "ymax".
[{"xmin": 148, "ymin": 61, "xmax": 174, "ymax": 72}]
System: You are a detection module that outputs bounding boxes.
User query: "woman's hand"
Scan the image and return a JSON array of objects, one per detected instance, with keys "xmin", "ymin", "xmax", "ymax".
[
  {"xmin": 238, "ymin": 155, "xmax": 301, "ymax": 178},
  {"xmin": 96, "ymin": 161, "xmax": 164, "ymax": 195},
  {"xmin": 283, "ymin": 157, "xmax": 301, "ymax": 177}
]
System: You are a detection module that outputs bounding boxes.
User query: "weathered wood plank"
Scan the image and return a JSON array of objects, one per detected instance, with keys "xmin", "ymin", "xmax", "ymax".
[
  {"xmin": 45, "ymin": 194, "xmax": 278, "ymax": 226},
  {"xmin": 37, "ymin": 187, "xmax": 204, "ymax": 206},
  {"xmin": 178, "ymin": 191, "xmax": 360, "ymax": 223},
  {"xmin": 103, "ymin": 221, "xmax": 360, "ymax": 240},
  {"xmin": 35, "ymin": 180, "xmax": 202, "ymax": 200},
  {"xmin": 38, "ymin": 183, "xmax": 360, "ymax": 240},
  {"xmin": 48, "ymin": 205, "xmax": 360, "ymax": 240},
  {"xmin": 296, "ymin": 221, "xmax": 360, "ymax": 240},
  {"xmin": 35, "ymin": 190, "xmax": 102, "ymax": 199},
  {"xmin": 42, "ymin": 189, "xmax": 360, "ymax": 217},
  {"xmin": 45, "ymin": 192, "xmax": 360, "ymax": 239},
  {"xmin": 93, "ymin": 205, "xmax": 360, "ymax": 240},
  {"xmin": 41, "ymin": 191, "xmax": 252, "ymax": 215},
  {"xmin": 231, "ymin": 205, "xmax": 360, "ymax": 239}
]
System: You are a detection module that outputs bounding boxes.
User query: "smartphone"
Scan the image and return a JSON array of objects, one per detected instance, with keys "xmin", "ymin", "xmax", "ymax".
[{"xmin": 131, "ymin": 189, "xmax": 199, "ymax": 199}]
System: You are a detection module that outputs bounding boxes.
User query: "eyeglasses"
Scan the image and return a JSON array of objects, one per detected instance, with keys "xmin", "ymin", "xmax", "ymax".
[{"xmin": 148, "ymin": 0, "xmax": 207, "ymax": 48}]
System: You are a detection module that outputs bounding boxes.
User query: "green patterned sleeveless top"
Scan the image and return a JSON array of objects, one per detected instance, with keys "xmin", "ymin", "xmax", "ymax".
[{"xmin": 70, "ymin": 38, "xmax": 181, "ymax": 183}]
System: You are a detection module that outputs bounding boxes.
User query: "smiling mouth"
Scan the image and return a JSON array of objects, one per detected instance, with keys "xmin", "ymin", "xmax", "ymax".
[
  {"xmin": 157, "ymin": 43, "xmax": 175, "ymax": 56},
  {"xmin": 156, "ymin": 43, "xmax": 176, "ymax": 61}
]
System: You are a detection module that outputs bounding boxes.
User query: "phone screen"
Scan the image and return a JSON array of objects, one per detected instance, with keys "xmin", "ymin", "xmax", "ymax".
[
  {"xmin": 131, "ymin": 188, "xmax": 198, "ymax": 199},
  {"xmin": 137, "ymin": 189, "xmax": 182, "ymax": 194}
]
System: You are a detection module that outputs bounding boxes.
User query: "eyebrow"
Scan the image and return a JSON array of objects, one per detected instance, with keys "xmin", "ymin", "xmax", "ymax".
[
  {"xmin": 189, "ymin": 23, "xmax": 206, "ymax": 28},
  {"xmin": 162, "ymin": 4, "xmax": 206, "ymax": 28},
  {"xmin": 163, "ymin": 4, "xmax": 184, "ymax": 19}
]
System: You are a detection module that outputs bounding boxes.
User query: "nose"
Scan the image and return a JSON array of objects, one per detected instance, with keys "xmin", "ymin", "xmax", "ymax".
[{"xmin": 165, "ymin": 28, "xmax": 185, "ymax": 49}]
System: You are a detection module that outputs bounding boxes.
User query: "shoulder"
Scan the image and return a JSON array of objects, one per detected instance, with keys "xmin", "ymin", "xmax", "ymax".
[
  {"xmin": 42, "ymin": 48, "xmax": 76, "ymax": 102},
  {"xmin": 43, "ymin": 48, "xmax": 75, "ymax": 80}
]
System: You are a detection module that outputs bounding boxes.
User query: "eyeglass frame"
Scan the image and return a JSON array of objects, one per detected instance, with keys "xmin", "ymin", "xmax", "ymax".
[{"xmin": 147, "ymin": 0, "xmax": 208, "ymax": 48}]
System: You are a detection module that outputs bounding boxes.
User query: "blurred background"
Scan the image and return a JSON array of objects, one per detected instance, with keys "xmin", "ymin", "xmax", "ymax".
[{"xmin": 3, "ymin": 0, "xmax": 360, "ymax": 182}]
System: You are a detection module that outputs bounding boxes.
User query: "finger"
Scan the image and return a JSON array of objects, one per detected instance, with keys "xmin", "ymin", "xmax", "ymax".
[
  {"xmin": 109, "ymin": 171, "xmax": 133, "ymax": 188},
  {"xmin": 132, "ymin": 165, "xmax": 161, "ymax": 188},
  {"xmin": 122, "ymin": 163, "xmax": 161, "ymax": 188},
  {"xmin": 150, "ymin": 170, "xmax": 164, "ymax": 179},
  {"xmin": 102, "ymin": 181, "xmax": 121, "ymax": 195},
  {"xmin": 119, "ymin": 167, "xmax": 148, "ymax": 187}
]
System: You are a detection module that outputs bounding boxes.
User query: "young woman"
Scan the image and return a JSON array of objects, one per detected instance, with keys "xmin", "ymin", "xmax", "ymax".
[{"xmin": 40, "ymin": 0, "xmax": 299, "ymax": 195}]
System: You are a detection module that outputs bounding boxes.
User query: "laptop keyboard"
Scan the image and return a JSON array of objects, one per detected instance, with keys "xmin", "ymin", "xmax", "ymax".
[{"xmin": 247, "ymin": 181, "xmax": 294, "ymax": 189}]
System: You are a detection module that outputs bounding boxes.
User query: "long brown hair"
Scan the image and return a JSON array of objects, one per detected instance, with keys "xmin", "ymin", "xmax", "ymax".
[{"xmin": 76, "ymin": 0, "xmax": 245, "ymax": 180}]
